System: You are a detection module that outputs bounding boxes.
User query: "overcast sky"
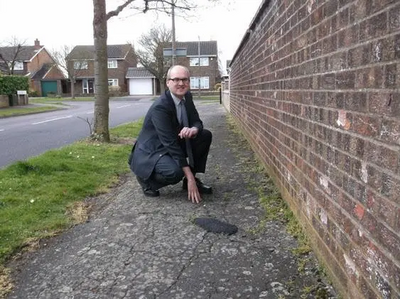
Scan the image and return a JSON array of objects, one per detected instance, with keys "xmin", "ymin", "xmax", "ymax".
[{"xmin": 0, "ymin": 0, "xmax": 262, "ymax": 68}]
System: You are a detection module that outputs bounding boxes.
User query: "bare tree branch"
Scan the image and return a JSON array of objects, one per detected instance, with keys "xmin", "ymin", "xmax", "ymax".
[
  {"xmin": 133, "ymin": 24, "xmax": 172, "ymax": 93},
  {"xmin": 106, "ymin": 0, "xmax": 135, "ymax": 19},
  {"xmin": 0, "ymin": 37, "xmax": 27, "ymax": 75}
]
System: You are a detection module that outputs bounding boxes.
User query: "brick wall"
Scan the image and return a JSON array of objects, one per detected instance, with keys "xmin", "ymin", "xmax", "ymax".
[
  {"xmin": 228, "ymin": 0, "xmax": 399, "ymax": 298},
  {"xmin": 0, "ymin": 95, "xmax": 9, "ymax": 108}
]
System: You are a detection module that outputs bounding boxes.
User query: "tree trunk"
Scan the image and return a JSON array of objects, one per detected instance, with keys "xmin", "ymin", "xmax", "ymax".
[
  {"xmin": 92, "ymin": 0, "xmax": 110, "ymax": 142},
  {"xmin": 160, "ymin": 84, "xmax": 165, "ymax": 94},
  {"xmin": 70, "ymin": 78, "xmax": 76, "ymax": 99}
]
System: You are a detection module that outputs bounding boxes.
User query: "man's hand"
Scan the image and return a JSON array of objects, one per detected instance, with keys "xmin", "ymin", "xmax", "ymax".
[
  {"xmin": 179, "ymin": 127, "xmax": 198, "ymax": 139},
  {"xmin": 186, "ymin": 177, "xmax": 202, "ymax": 203},
  {"xmin": 182, "ymin": 166, "xmax": 202, "ymax": 204}
]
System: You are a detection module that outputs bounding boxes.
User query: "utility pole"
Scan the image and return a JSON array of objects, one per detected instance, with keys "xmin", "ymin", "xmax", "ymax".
[
  {"xmin": 171, "ymin": 1, "xmax": 176, "ymax": 66},
  {"xmin": 198, "ymin": 36, "xmax": 201, "ymax": 99}
]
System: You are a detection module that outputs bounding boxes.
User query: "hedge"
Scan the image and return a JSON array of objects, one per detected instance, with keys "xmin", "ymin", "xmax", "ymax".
[{"xmin": 0, "ymin": 75, "xmax": 29, "ymax": 95}]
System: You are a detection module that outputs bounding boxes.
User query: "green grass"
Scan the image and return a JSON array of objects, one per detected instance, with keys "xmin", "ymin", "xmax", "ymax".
[
  {"xmin": 0, "ymin": 106, "xmax": 60, "ymax": 117},
  {"xmin": 0, "ymin": 121, "xmax": 142, "ymax": 266},
  {"xmin": 29, "ymin": 97, "xmax": 95, "ymax": 103},
  {"xmin": 109, "ymin": 119, "xmax": 143, "ymax": 138}
]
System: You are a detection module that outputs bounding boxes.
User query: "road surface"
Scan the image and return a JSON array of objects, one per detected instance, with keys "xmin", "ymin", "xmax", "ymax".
[{"xmin": 0, "ymin": 97, "xmax": 153, "ymax": 169}]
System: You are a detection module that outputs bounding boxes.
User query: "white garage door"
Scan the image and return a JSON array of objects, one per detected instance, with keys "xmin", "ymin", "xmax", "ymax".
[{"xmin": 129, "ymin": 78, "xmax": 153, "ymax": 95}]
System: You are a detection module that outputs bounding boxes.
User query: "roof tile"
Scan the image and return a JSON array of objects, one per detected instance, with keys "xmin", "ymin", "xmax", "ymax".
[{"xmin": 126, "ymin": 67, "xmax": 155, "ymax": 78}]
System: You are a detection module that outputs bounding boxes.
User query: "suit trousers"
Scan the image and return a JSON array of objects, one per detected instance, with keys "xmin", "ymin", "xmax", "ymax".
[{"xmin": 147, "ymin": 129, "xmax": 212, "ymax": 190}]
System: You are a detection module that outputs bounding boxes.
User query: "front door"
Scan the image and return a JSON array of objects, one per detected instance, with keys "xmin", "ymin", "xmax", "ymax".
[
  {"xmin": 83, "ymin": 79, "xmax": 95, "ymax": 94},
  {"xmin": 88, "ymin": 79, "xmax": 94, "ymax": 93}
]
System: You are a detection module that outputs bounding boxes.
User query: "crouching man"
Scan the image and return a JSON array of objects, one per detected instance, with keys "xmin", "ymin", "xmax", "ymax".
[{"xmin": 129, "ymin": 65, "xmax": 212, "ymax": 203}]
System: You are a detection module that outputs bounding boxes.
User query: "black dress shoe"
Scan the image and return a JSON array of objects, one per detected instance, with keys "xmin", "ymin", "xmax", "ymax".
[
  {"xmin": 183, "ymin": 177, "xmax": 213, "ymax": 194},
  {"xmin": 136, "ymin": 176, "xmax": 160, "ymax": 197},
  {"xmin": 142, "ymin": 188, "xmax": 160, "ymax": 197}
]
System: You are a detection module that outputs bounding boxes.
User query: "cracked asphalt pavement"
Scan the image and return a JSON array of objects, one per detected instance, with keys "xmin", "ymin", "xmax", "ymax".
[{"xmin": 7, "ymin": 102, "xmax": 336, "ymax": 299}]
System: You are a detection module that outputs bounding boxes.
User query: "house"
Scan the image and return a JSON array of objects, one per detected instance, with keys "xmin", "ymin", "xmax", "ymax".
[
  {"xmin": 66, "ymin": 44, "xmax": 137, "ymax": 95},
  {"xmin": 126, "ymin": 67, "xmax": 156, "ymax": 96},
  {"xmin": 169, "ymin": 41, "xmax": 220, "ymax": 92},
  {"xmin": 226, "ymin": 59, "xmax": 232, "ymax": 75},
  {"xmin": 0, "ymin": 39, "xmax": 65, "ymax": 96}
]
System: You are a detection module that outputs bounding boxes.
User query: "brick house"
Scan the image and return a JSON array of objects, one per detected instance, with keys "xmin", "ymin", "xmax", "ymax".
[
  {"xmin": 172, "ymin": 41, "xmax": 220, "ymax": 92},
  {"xmin": 0, "ymin": 39, "xmax": 65, "ymax": 96},
  {"xmin": 66, "ymin": 44, "xmax": 137, "ymax": 95}
]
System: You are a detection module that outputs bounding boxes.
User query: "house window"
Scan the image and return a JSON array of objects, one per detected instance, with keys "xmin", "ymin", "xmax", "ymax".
[
  {"xmin": 74, "ymin": 61, "xmax": 88, "ymax": 70},
  {"xmin": 189, "ymin": 57, "xmax": 209, "ymax": 66},
  {"xmin": 108, "ymin": 79, "xmax": 118, "ymax": 86},
  {"xmin": 13, "ymin": 61, "xmax": 23, "ymax": 70},
  {"xmin": 200, "ymin": 58, "xmax": 209, "ymax": 66},
  {"xmin": 108, "ymin": 60, "xmax": 117, "ymax": 68},
  {"xmin": 190, "ymin": 58, "xmax": 199, "ymax": 66},
  {"xmin": 190, "ymin": 76, "xmax": 209, "ymax": 89}
]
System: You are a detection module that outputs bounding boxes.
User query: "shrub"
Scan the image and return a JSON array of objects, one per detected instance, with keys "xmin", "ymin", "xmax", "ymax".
[
  {"xmin": 0, "ymin": 76, "xmax": 29, "ymax": 95},
  {"xmin": 29, "ymin": 90, "xmax": 39, "ymax": 97},
  {"xmin": 109, "ymin": 85, "xmax": 121, "ymax": 97},
  {"xmin": 214, "ymin": 83, "xmax": 221, "ymax": 91}
]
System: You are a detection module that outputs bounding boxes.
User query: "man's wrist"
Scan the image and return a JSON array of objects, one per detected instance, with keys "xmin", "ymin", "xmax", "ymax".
[{"xmin": 191, "ymin": 127, "xmax": 199, "ymax": 135}]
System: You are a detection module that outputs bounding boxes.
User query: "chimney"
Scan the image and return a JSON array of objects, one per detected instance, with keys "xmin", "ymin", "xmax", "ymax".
[{"xmin": 34, "ymin": 39, "xmax": 41, "ymax": 49}]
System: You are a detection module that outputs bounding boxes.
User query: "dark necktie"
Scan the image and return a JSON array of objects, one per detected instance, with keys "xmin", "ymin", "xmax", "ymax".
[{"xmin": 180, "ymin": 100, "xmax": 194, "ymax": 168}]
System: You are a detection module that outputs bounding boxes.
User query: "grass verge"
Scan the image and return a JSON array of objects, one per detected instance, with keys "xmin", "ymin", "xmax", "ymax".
[
  {"xmin": 0, "ymin": 106, "xmax": 60, "ymax": 118},
  {"xmin": 0, "ymin": 119, "xmax": 142, "ymax": 297},
  {"xmin": 29, "ymin": 97, "xmax": 95, "ymax": 103}
]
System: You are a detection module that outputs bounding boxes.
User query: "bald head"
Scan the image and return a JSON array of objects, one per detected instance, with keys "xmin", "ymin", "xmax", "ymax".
[
  {"xmin": 166, "ymin": 65, "xmax": 191, "ymax": 99},
  {"xmin": 167, "ymin": 65, "xmax": 190, "ymax": 80}
]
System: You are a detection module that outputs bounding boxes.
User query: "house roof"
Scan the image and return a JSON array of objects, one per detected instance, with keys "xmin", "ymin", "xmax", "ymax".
[
  {"xmin": 67, "ymin": 44, "xmax": 133, "ymax": 60},
  {"xmin": 126, "ymin": 67, "xmax": 155, "ymax": 78},
  {"xmin": 0, "ymin": 46, "xmax": 44, "ymax": 62},
  {"xmin": 31, "ymin": 63, "xmax": 64, "ymax": 80},
  {"xmin": 173, "ymin": 41, "xmax": 218, "ymax": 56}
]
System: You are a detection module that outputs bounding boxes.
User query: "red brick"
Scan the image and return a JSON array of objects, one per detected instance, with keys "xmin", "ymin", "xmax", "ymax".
[
  {"xmin": 375, "ymin": 221, "xmax": 400, "ymax": 260},
  {"xmin": 385, "ymin": 63, "xmax": 397, "ymax": 88},
  {"xmin": 338, "ymin": 7, "xmax": 350, "ymax": 29},
  {"xmin": 338, "ymin": 26, "xmax": 359, "ymax": 48},
  {"xmin": 357, "ymin": 66, "xmax": 385, "ymax": 89},
  {"xmin": 336, "ymin": 70, "xmax": 356, "ymax": 89},
  {"xmin": 329, "ymin": 52, "xmax": 347, "ymax": 71},
  {"xmin": 360, "ymin": 12, "xmax": 388, "ymax": 41},
  {"xmin": 354, "ymin": 204, "xmax": 365, "ymax": 220},
  {"xmin": 348, "ymin": 44, "xmax": 371, "ymax": 68},
  {"xmin": 366, "ymin": 164, "xmax": 383, "ymax": 192},
  {"xmin": 351, "ymin": 114, "xmax": 380, "ymax": 138},
  {"xmin": 381, "ymin": 172, "xmax": 400, "ymax": 203},
  {"xmin": 395, "ymin": 33, "xmax": 400, "ymax": 59},
  {"xmin": 367, "ymin": 189, "xmax": 398, "ymax": 231},
  {"xmin": 348, "ymin": 135, "xmax": 366, "ymax": 158},
  {"xmin": 369, "ymin": 92, "xmax": 400, "ymax": 117},
  {"xmin": 335, "ymin": 93, "xmax": 345, "ymax": 108},
  {"xmin": 372, "ymin": 0, "xmax": 398, "ymax": 15}
]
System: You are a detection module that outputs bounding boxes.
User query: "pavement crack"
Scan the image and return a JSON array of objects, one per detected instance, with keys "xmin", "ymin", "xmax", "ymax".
[{"xmin": 158, "ymin": 231, "xmax": 208, "ymax": 296}]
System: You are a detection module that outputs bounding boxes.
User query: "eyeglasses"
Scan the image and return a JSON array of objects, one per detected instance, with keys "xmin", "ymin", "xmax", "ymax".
[{"xmin": 168, "ymin": 78, "xmax": 189, "ymax": 84}]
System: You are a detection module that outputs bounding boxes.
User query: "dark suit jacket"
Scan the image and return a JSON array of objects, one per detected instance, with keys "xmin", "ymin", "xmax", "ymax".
[{"xmin": 129, "ymin": 90, "xmax": 203, "ymax": 180}]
